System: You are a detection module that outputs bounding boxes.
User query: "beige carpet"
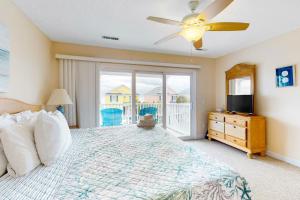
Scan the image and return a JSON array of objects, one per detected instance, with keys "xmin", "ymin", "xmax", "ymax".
[{"xmin": 186, "ymin": 140, "xmax": 300, "ymax": 200}]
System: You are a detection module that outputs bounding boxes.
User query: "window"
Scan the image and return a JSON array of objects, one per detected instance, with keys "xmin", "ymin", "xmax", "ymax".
[
  {"xmin": 136, "ymin": 73, "xmax": 163, "ymax": 124},
  {"xmin": 100, "ymin": 71, "xmax": 132, "ymax": 126},
  {"xmin": 99, "ymin": 70, "xmax": 195, "ymax": 139},
  {"xmin": 171, "ymin": 96, "xmax": 177, "ymax": 103},
  {"xmin": 110, "ymin": 95, "xmax": 118, "ymax": 103},
  {"xmin": 166, "ymin": 75, "xmax": 191, "ymax": 137}
]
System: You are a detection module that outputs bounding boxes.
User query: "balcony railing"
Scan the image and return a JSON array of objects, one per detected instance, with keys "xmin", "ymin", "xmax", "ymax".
[
  {"xmin": 99, "ymin": 103, "xmax": 190, "ymax": 136},
  {"xmin": 166, "ymin": 103, "xmax": 190, "ymax": 136}
]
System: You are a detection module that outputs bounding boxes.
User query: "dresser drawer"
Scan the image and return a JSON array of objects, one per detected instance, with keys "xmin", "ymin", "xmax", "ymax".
[
  {"xmin": 226, "ymin": 135, "xmax": 246, "ymax": 147},
  {"xmin": 225, "ymin": 117, "xmax": 247, "ymax": 127},
  {"xmin": 209, "ymin": 113, "xmax": 224, "ymax": 122},
  {"xmin": 225, "ymin": 124, "xmax": 246, "ymax": 140},
  {"xmin": 208, "ymin": 130, "xmax": 225, "ymax": 139},
  {"xmin": 209, "ymin": 120, "xmax": 224, "ymax": 133}
]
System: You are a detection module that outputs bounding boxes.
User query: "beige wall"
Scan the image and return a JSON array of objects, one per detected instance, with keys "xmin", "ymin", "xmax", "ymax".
[
  {"xmin": 215, "ymin": 28, "xmax": 300, "ymax": 163},
  {"xmin": 53, "ymin": 42, "xmax": 216, "ymax": 138},
  {"xmin": 0, "ymin": 0, "xmax": 57, "ymax": 104}
]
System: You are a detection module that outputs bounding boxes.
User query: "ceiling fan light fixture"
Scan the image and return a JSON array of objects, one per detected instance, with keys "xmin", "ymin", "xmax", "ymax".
[
  {"xmin": 180, "ymin": 26, "xmax": 205, "ymax": 42},
  {"xmin": 148, "ymin": 0, "xmax": 249, "ymax": 48}
]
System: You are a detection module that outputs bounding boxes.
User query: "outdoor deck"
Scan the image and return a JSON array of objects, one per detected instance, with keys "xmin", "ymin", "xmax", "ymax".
[{"xmin": 100, "ymin": 103, "xmax": 190, "ymax": 136}]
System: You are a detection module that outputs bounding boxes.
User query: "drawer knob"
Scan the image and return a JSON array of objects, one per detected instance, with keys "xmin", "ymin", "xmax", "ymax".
[
  {"xmin": 233, "ymin": 126, "xmax": 236, "ymax": 128},
  {"xmin": 233, "ymin": 120, "xmax": 237, "ymax": 123}
]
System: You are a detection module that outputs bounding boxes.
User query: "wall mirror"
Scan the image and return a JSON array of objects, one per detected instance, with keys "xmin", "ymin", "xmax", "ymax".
[
  {"xmin": 229, "ymin": 76, "xmax": 252, "ymax": 95},
  {"xmin": 225, "ymin": 63, "xmax": 256, "ymax": 111}
]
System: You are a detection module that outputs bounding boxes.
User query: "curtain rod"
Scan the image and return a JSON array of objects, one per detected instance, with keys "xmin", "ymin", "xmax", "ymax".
[{"xmin": 56, "ymin": 54, "xmax": 202, "ymax": 69}]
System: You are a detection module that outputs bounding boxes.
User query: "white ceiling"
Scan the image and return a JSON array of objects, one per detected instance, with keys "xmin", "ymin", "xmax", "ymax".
[{"xmin": 12, "ymin": 0, "xmax": 300, "ymax": 58}]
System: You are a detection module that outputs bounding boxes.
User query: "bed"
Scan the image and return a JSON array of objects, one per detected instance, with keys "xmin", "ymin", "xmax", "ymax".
[{"xmin": 0, "ymin": 99, "xmax": 251, "ymax": 200}]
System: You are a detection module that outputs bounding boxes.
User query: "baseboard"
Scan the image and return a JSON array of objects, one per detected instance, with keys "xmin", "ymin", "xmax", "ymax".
[{"xmin": 266, "ymin": 151, "xmax": 300, "ymax": 168}]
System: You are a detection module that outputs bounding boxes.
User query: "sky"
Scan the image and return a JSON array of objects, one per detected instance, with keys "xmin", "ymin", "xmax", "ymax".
[{"xmin": 100, "ymin": 72, "xmax": 190, "ymax": 103}]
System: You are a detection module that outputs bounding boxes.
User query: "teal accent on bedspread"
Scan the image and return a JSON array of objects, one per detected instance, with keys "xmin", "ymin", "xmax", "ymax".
[{"xmin": 54, "ymin": 126, "xmax": 251, "ymax": 200}]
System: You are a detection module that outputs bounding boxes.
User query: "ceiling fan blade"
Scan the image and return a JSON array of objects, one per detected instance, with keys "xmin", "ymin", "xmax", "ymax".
[
  {"xmin": 147, "ymin": 16, "xmax": 182, "ymax": 26},
  {"xmin": 154, "ymin": 33, "xmax": 180, "ymax": 45},
  {"xmin": 206, "ymin": 22, "xmax": 250, "ymax": 31},
  {"xmin": 198, "ymin": 0, "xmax": 233, "ymax": 20},
  {"xmin": 193, "ymin": 38, "xmax": 203, "ymax": 49}
]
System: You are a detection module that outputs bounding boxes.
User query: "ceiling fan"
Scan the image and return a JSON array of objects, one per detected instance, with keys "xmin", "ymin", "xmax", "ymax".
[{"xmin": 147, "ymin": 0, "xmax": 249, "ymax": 50}]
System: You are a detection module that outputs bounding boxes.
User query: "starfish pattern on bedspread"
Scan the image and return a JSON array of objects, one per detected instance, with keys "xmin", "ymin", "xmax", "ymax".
[
  {"xmin": 54, "ymin": 126, "xmax": 251, "ymax": 200},
  {"xmin": 0, "ymin": 126, "xmax": 251, "ymax": 200}
]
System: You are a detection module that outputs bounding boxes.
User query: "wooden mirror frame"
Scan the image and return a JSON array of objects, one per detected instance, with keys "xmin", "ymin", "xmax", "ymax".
[{"xmin": 225, "ymin": 63, "xmax": 256, "ymax": 112}]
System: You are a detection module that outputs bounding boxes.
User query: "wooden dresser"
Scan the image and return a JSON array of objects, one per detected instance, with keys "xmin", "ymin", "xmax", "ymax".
[{"xmin": 208, "ymin": 112, "xmax": 266, "ymax": 158}]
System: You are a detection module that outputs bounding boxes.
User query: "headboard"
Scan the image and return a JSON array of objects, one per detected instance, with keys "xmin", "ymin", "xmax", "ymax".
[{"xmin": 0, "ymin": 98, "xmax": 42, "ymax": 114}]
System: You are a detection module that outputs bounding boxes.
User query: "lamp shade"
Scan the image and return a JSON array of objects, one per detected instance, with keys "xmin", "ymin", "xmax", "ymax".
[{"xmin": 47, "ymin": 89, "xmax": 73, "ymax": 106}]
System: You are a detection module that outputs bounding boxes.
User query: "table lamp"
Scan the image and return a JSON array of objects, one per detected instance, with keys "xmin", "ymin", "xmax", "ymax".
[{"xmin": 47, "ymin": 89, "xmax": 73, "ymax": 114}]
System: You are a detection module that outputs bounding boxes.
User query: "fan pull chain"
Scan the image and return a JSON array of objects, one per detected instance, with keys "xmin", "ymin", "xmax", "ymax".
[{"xmin": 190, "ymin": 43, "xmax": 194, "ymax": 64}]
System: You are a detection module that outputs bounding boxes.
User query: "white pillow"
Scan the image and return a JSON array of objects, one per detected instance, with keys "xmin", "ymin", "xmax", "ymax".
[
  {"xmin": 0, "ymin": 144, "xmax": 8, "ymax": 177},
  {"xmin": 0, "ymin": 114, "xmax": 15, "ymax": 127},
  {"xmin": 34, "ymin": 111, "xmax": 72, "ymax": 166},
  {"xmin": 14, "ymin": 110, "xmax": 44, "ymax": 131},
  {"xmin": 0, "ymin": 122, "xmax": 41, "ymax": 177},
  {"xmin": 0, "ymin": 115, "xmax": 16, "ymax": 177},
  {"xmin": 13, "ymin": 110, "xmax": 33, "ymax": 123}
]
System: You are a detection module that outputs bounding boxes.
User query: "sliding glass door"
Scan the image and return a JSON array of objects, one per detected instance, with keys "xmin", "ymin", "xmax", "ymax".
[
  {"xmin": 166, "ymin": 75, "xmax": 191, "ymax": 137},
  {"xmin": 136, "ymin": 73, "xmax": 163, "ymax": 125},
  {"xmin": 99, "ymin": 71, "xmax": 132, "ymax": 126},
  {"xmin": 98, "ymin": 69, "xmax": 195, "ymax": 139}
]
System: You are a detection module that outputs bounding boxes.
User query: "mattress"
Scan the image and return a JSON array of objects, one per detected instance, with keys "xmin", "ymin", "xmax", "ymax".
[{"xmin": 0, "ymin": 126, "xmax": 251, "ymax": 200}]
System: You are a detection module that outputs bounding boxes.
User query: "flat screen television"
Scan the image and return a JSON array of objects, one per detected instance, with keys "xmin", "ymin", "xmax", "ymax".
[{"xmin": 227, "ymin": 95, "xmax": 254, "ymax": 114}]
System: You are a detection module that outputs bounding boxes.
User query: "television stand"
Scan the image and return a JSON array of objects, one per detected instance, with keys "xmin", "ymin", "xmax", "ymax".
[
  {"xmin": 228, "ymin": 111, "xmax": 236, "ymax": 114},
  {"xmin": 207, "ymin": 112, "xmax": 266, "ymax": 158},
  {"xmin": 226, "ymin": 111, "xmax": 254, "ymax": 116}
]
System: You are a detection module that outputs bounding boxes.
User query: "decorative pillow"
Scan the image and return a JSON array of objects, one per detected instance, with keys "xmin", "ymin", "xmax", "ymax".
[
  {"xmin": 137, "ymin": 114, "xmax": 155, "ymax": 129},
  {"xmin": 0, "ymin": 114, "xmax": 15, "ymax": 127},
  {"xmin": 13, "ymin": 110, "xmax": 34, "ymax": 123},
  {"xmin": 34, "ymin": 111, "xmax": 72, "ymax": 166},
  {"xmin": 0, "ymin": 122, "xmax": 41, "ymax": 177},
  {"xmin": 14, "ymin": 110, "xmax": 45, "ymax": 131},
  {"xmin": 0, "ymin": 115, "xmax": 16, "ymax": 177}
]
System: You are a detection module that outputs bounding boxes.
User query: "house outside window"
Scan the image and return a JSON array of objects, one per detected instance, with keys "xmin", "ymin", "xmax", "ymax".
[{"xmin": 105, "ymin": 85, "xmax": 133, "ymax": 104}]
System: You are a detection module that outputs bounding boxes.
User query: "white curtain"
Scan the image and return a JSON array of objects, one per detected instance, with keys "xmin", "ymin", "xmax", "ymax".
[
  {"xmin": 59, "ymin": 59, "xmax": 97, "ymax": 128},
  {"xmin": 59, "ymin": 59, "xmax": 77, "ymax": 126},
  {"xmin": 76, "ymin": 61, "xmax": 97, "ymax": 128}
]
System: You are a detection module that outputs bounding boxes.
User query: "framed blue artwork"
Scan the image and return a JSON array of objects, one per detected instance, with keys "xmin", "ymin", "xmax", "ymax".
[
  {"xmin": 0, "ymin": 24, "xmax": 10, "ymax": 92},
  {"xmin": 276, "ymin": 65, "xmax": 296, "ymax": 88}
]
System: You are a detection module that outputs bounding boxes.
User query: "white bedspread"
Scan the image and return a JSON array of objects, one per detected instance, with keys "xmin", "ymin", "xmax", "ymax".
[{"xmin": 0, "ymin": 126, "xmax": 251, "ymax": 200}]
